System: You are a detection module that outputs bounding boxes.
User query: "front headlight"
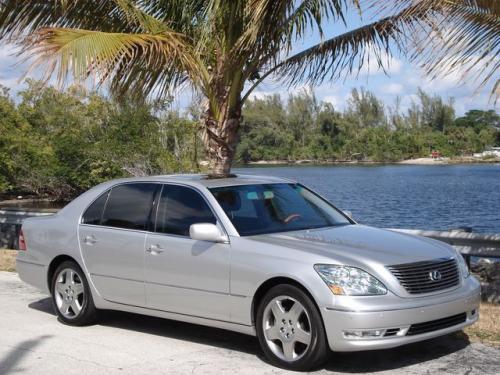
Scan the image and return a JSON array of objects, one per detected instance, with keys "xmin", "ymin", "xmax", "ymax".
[
  {"xmin": 456, "ymin": 252, "xmax": 470, "ymax": 279},
  {"xmin": 314, "ymin": 264, "xmax": 387, "ymax": 296}
]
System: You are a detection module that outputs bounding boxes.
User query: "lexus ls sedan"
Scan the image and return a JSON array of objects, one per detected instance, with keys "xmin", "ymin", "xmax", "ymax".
[{"xmin": 17, "ymin": 174, "xmax": 480, "ymax": 371}]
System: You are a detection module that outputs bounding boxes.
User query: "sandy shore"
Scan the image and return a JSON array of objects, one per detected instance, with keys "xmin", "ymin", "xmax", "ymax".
[
  {"xmin": 398, "ymin": 157, "xmax": 450, "ymax": 165},
  {"xmin": 243, "ymin": 157, "xmax": 500, "ymax": 166},
  {"xmin": 399, "ymin": 157, "xmax": 500, "ymax": 165}
]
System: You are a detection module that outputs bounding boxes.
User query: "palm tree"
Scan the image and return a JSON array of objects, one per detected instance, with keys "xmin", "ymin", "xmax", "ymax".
[{"xmin": 0, "ymin": 0, "xmax": 497, "ymax": 177}]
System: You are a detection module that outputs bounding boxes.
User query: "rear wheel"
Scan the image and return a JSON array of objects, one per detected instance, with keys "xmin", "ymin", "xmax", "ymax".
[
  {"xmin": 51, "ymin": 260, "xmax": 97, "ymax": 326},
  {"xmin": 256, "ymin": 284, "xmax": 329, "ymax": 371}
]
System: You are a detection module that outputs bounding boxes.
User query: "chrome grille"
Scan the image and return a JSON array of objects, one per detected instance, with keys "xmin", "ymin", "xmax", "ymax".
[{"xmin": 387, "ymin": 258, "xmax": 460, "ymax": 294}]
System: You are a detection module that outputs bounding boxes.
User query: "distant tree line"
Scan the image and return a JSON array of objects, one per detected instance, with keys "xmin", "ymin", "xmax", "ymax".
[
  {"xmin": 0, "ymin": 81, "xmax": 498, "ymax": 199},
  {"xmin": 237, "ymin": 88, "xmax": 499, "ymax": 163}
]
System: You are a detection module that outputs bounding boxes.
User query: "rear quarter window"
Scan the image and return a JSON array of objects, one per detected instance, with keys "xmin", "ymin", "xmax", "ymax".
[{"xmin": 82, "ymin": 190, "xmax": 109, "ymax": 225}]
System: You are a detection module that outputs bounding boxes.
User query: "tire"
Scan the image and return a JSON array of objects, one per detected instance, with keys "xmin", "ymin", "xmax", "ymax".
[
  {"xmin": 50, "ymin": 260, "xmax": 97, "ymax": 326},
  {"xmin": 256, "ymin": 284, "xmax": 329, "ymax": 371}
]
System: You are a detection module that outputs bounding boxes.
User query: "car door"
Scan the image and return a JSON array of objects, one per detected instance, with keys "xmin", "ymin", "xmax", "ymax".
[
  {"xmin": 79, "ymin": 183, "xmax": 159, "ymax": 306},
  {"xmin": 145, "ymin": 184, "xmax": 231, "ymax": 321}
]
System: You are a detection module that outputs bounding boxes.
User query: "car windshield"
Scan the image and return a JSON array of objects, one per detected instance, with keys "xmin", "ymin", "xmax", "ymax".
[{"xmin": 210, "ymin": 183, "xmax": 351, "ymax": 236}]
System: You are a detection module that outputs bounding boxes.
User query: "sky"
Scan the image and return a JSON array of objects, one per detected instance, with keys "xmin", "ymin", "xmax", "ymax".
[{"xmin": 0, "ymin": 7, "xmax": 498, "ymax": 116}]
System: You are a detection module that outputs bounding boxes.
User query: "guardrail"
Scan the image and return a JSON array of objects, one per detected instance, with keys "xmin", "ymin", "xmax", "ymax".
[
  {"xmin": 0, "ymin": 209, "xmax": 55, "ymax": 249},
  {"xmin": 388, "ymin": 228, "xmax": 500, "ymax": 266}
]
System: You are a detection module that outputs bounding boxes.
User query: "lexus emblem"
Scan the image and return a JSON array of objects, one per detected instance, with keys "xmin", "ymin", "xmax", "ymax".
[{"xmin": 429, "ymin": 270, "xmax": 442, "ymax": 281}]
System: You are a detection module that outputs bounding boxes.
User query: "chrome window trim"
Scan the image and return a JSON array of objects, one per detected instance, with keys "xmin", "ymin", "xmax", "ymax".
[
  {"xmin": 79, "ymin": 222, "xmax": 151, "ymax": 235},
  {"xmin": 78, "ymin": 180, "xmax": 230, "ymax": 240}
]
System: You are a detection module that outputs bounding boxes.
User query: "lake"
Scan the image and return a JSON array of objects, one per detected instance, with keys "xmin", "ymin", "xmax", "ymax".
[{"xmin": 234, "ymin": 164, "xmax": 500, "ymax": 234}]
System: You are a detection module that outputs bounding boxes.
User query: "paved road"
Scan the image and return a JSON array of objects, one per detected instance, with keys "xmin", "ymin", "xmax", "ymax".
[{"xmin": 0, "ymin": 271, "xmax": 499, "ymax": 375}]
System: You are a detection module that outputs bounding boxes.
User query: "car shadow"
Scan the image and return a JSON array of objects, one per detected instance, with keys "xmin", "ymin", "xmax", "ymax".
[
  {"xmin": 323, "ymin": 332, "xmax": 471, "ymax": 372},
  {"xmin": 29, "ymin": 297, "xmax": 471, "ymax": 372},
  {"xmin": 29, "ymin": 297, "xmax": 261, "ymax": 357}
]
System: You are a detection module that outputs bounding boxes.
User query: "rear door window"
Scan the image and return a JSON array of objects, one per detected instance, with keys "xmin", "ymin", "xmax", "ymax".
[
  {"xmin": 155, "ymin": 185, "xmax": 216, "ymax": 236},
  {"xmin": 101, "ymin": 183, "xmax": 158, "ymax": 230}
]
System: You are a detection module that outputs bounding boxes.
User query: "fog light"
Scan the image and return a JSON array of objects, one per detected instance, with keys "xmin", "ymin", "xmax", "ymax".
[
  {"xmin": 470, "ymin": 309, "xmax": 476, "ymax": 316},
  {"xmin": 343, "ymin": 329, "xmax": 384, "ymax": 339}
]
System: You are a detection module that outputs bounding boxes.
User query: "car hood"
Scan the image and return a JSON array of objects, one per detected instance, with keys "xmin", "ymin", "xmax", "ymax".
[{"xmin": 250, "ymin": 224, "xmax": 456, "ymax": 267}]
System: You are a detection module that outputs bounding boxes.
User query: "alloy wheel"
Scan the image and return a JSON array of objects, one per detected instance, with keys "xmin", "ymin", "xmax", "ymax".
[
  {"xmin": 54, "ymin": 268, "xmax": 85, "ymax": 319},
  {"xmin": 262, "ymin": 295, "xmax": 312, "ymax": 362}
]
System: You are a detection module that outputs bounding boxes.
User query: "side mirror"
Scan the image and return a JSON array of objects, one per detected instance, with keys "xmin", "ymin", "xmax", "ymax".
[
  {"xmin": 343, "ymin": 210, "xmax": 353, "ymax": 219},
  {"xmin": 189, "ymin": 223, "xmax": 228, "ymax": 243}
]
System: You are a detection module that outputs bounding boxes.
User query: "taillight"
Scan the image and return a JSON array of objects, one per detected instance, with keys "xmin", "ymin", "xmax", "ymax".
[{"xmin": 18, "ymin": 229, "xmax": 27, "ymax": 251}]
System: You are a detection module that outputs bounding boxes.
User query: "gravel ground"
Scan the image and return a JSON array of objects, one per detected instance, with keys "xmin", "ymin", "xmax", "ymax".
[{"xmin": 0, "ymin": 271, "xmax": 499, "ymax": 375}]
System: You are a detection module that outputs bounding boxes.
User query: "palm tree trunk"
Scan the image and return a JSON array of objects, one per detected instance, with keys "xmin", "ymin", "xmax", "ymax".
[{"xmin": 201, "ymin": 99, "xmax": 241, "ymax": 178}]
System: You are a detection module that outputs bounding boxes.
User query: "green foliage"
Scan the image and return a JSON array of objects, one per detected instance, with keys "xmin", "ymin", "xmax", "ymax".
[
  {"xmin": 0, "ymin": 80, "xmax": 201, "ymax": 199},
  {"xmin": 345, "ymin": 88, "xmax": 386, "ymax": 129},
  {"xmin": 455, "ymin": 110, "xmax": 500, "ymax": 135},
  {"xmin": 415, "ymin": 89, "xmax": 455, "ymax": 133},
  {"xmin": 236, "ymin": 88, "xmax": 499, "ymax": 163}
]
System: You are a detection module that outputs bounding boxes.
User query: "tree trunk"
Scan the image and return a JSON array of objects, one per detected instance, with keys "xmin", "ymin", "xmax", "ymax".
[{"xmin": 201, "ymin": 99, "xmax": 241, "ymax": 178}]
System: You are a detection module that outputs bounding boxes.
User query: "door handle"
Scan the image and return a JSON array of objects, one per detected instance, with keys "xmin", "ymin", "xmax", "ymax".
[
  {"xmin": 83, "ymin": 235, "xmax": 98, "ymax": 245},
  {"xmin": 146, "ymin": 244, "xmax": 163, "ymax": 254}
]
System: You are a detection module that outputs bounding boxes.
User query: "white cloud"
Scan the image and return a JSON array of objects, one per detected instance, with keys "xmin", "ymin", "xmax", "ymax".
[
  {"xmin": 0, "ymin": 44, "xmax": 21, "ymax": 66},
  {"xmin": 0, "ymin": 77, "xmax": 25, "ymax": 92},
  {"xmin": 381, "ymin": 83, "xmax": 404, "ymax": 95},
  {"xmin": 0, "ymin": 42, "xmax": 56, "ymax": 95},
  {"xmin": 0, "ymin": 44, "xmax": 26, "ymax": 93},
  {"xmin": 419, "ymin": 70, "xmax": 464, "ymax": 92},
  {"xmin": 323, "ymin": 95, "xmax": 341, "ymax": 107}
]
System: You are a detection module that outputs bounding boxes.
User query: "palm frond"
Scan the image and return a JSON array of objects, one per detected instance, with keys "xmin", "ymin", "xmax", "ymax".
[
  {"xmin": 0, "ymin": 1, "xmax": 138, "ymax": 38},
  {"xmin": 24, "ymin": 27, "xmax": 204, "ymax": 97},
  {"xmin": 0, "ymin": 0, "xmax": 196, "ymax": 38},
  {"xmin": 263, "ymin": 8, "xmax": 426, "ymax": 88},
  {"xmin": 368, "ymin": 0, "xmax": 499, "ymax": 96},
  {"xmin": 235, "ymin": 1, "xmax": 349, "ymax": 57},
  {"xmin": 112, "ymin": 0, "xmax": 167, "ymax": 34},
  {"xmin": 416, "ymin": 0, "xmax": 499, "ymax": 96},
  {"xmin": 231, "ymin": 0, "xmax": 355, "ymax": 81}
]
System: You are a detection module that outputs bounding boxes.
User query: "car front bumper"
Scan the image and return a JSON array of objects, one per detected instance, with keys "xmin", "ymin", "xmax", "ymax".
[{"xmin": 321, "ymin": 276, "xmax": 481, "ymax": 352}]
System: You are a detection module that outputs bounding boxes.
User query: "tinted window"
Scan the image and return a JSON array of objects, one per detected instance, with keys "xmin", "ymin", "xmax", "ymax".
[
  {"xmin": 211, "ymin": 183, "xmax": 350, "ymax": 236},
  {"xmin": 82, "ymin": 191, "xmax": 109, "ymax": 225},
  {"xmin": 101, "ymin": 183, "xmax": 157, "ymax": 230},
  {"xmin": 156, "ymin": 185, "xmax": 216, "ymax": 236}
]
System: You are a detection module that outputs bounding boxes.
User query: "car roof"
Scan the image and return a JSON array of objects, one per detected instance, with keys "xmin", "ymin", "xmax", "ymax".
[{"xmin": 103, "ymin": 174, "xmax": 294, "ymax": 189}]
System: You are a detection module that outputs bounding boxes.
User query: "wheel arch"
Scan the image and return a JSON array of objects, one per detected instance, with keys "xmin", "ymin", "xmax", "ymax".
[
  {"xmin": 251, "ymin": 276, "xmax": 321, "ymax": 325},
  {"xmin": 47, "ymin": 254, "xmax": 80, "ymax": 291}
]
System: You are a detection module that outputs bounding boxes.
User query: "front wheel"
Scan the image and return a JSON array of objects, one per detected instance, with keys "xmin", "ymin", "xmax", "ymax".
[
  {"xmin": 256, "ymin": 284, "xmax": 329, "ymax": 371},
  {"xmin": 51, "ymin": 260, "xmax": 97, "ymax": 326}
]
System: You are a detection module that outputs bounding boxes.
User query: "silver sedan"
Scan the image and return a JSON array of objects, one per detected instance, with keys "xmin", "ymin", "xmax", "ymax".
[{"xmin": 17, "ymin": 174, "xmax": 480, "ymax": 371}]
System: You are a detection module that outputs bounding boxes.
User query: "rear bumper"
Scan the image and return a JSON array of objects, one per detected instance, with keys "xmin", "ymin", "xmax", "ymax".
[
  {"xmin": 322, "ymin": 277, "xmax": 481, "ymax": 352},
  {"xmin": 16, "ymin": 258, "xmax": 49, "ymax": 294}
]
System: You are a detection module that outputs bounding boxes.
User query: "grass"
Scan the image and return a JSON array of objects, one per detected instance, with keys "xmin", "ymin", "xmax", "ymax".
[
  {"xmin": 463, "ymin": 303, "xmax": 500, "ymax": 347},
  {"xmin": 0, "ymin": 249, "xmax": 17, "ymax": 272},
  {"xmin": 0, "ymin": 249, "xmax": 498, "ymax": 346}
]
